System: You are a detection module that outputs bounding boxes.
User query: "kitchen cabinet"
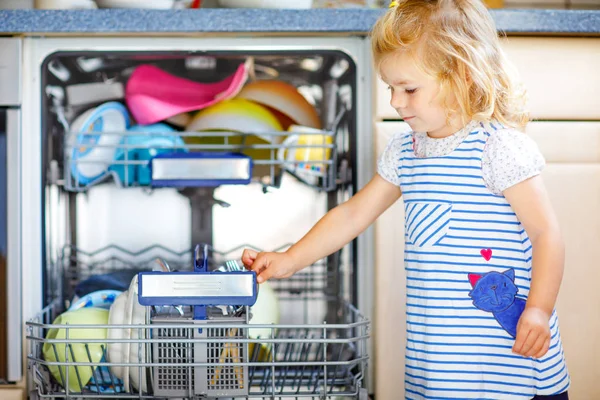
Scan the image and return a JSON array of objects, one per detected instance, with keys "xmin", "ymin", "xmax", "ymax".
[
  {"xmin": 0, "ymin": 388, "xmax": 24, "ymax": 400},
  {"xmin": 525, "ymin": 121, "xmax": 600, "ymax": 163},
  {"xmin": 373, "ymin": 122, "xmax": 407, "ymax": 400},
  {"xmin": 526, "ymin": 122, "xmax": 600, "ymax": 399},
  {"xmin": 375, "ymin": 37, "xmax": 600, "ymax": 121},
  {"xmin": 373, "ymin": 121, "xmax": 600, "ymax": 399},
  {"xmin": 541, "ymin": 162, "xmax": 600, "ymax": 399}
]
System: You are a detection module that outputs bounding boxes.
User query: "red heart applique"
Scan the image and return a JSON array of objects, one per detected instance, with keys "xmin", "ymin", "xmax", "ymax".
[{"xmin": 480, "ymin": 248, "xmax": 492, "ymax": 261}]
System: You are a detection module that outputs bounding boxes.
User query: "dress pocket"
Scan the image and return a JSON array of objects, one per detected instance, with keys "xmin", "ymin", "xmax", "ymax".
[{"xmin": 405, "ymin": 202, "xmax": 453, "ymax": 247}]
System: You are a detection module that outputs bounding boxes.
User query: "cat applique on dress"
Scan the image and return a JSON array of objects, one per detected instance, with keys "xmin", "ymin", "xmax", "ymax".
[{"xmin": 468, "ymin": 268, "xmax": 526, "ymax": 338}]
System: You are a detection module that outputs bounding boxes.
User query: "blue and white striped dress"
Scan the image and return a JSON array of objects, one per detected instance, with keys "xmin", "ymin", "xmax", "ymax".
[{"xmin": 382, "ymin": 123, "xmax": 570, "ymax": 399}]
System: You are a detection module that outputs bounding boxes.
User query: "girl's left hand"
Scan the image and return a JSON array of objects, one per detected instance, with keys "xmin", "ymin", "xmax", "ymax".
[{"xmin": 513, "ymin": 307, "xmax": 551, "ymax": 358}]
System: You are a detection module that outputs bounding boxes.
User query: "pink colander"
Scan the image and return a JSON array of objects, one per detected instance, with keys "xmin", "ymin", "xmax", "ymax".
[{"xmin": 125, "ymin": 60, "xmax": 250, "ymax": 125}]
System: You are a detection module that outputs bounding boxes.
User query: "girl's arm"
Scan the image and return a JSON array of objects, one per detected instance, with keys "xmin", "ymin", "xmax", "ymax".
[
  {"xmin": 503, "ymin": 174, "xmax": 565, "ymax": 358},
  {"xmin": 242, "ymin": 174, "xmax": 402, "ymax": 283}
]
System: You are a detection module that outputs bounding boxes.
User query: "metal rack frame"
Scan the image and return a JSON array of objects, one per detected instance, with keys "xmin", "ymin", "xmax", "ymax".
[
  {"xmin": 63, "ymin": 125, "xmax": 343, "ymax": 193},
  {"xmin": 27, "ymin": 303, "xmax": 368, "ymax": 399}
]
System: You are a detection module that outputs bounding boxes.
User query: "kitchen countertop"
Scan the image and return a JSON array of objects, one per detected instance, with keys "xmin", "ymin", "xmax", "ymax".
[{"xmin": 0, "ymin": 8, "xmax": 599, "ymax": 35}]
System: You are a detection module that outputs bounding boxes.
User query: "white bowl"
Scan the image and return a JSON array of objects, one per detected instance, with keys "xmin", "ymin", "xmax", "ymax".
[
  {"xmin": 35, "ymin": 0, "xmax": 97, "ymax": 9},
  {"xmin": 95, "ymin": 0, "xmax": 176, "ymax": 8},
  {"xmin": 249, "ymin": 281, "xmax": 280, "ymax": 339},
  {"xmin": 217, "ymin": 0, "xmax": 312, "ymax": 8}
]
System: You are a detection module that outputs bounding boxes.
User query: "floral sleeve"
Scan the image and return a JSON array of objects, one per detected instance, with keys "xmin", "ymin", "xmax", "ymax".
[
  {"xmin": 482, "ymin": 129, "xmax": 545, "ymax": 195},
  {"xmin": 377, "ymin": 132, "xmax": 409, "ymax": 187}
]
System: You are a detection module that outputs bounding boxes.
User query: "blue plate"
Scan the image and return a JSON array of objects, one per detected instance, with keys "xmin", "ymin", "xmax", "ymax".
[
  {"xmin": 70, "ymin": 102, "xmax": 131, "ymax": 185},
  {"xmin": 69, "ymin": 289, "xmax": 122, "ymax": 311},
  {"xmin": 86, "ymin": 356, "xmax": 124, "ymax": 394}
]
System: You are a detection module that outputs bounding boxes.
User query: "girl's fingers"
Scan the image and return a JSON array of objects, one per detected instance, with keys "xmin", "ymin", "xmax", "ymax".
[
  {"xmin": 534, "ymin": 337, "xmax": 551, "ymax": 359},
  {"xmin": 241, "ymin": 249, "xmax": 258, "ymax": 267},
  {"xmin": 518, "ymin": 329, "xmax": 539, "ymax": 356},
  {"xmin": 512, "ymin": 324, "xmax": 529, "ymax": 354},
  {"xmin": 525, "ymin": 333, "xmax": 546, "ymax": 358}
]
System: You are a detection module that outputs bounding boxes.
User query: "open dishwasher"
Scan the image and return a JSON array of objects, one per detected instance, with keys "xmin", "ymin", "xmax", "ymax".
[{"xmin": 21, "ymin": 36, "xmax": 374, "ymax": 399}]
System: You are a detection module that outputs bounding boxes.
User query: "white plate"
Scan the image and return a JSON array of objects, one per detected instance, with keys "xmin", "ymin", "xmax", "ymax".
[
  {"xmin": 106, "ymin": 291, "xmax": 129, "ymax": 380},
  {"xmin": 128, "ymin": 275, "xmax": 148, "ymax": 393},
  {"xmin": 122, "ymin": 279, "xmax": 136, "ymax": 393}
]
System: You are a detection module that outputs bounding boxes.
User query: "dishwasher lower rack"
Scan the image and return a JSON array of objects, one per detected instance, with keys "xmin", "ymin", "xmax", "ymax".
[{"xmin": 26, "ymin": 301, "xmax": 369, "ymax": 399}]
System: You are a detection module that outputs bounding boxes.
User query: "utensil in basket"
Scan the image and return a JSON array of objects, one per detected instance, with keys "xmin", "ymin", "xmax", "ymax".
[{"xmin": 210, "ymin": 327, "xmax": 244, "ymax": 388}]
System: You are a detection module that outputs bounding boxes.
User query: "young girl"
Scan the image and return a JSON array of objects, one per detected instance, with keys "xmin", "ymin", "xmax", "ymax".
[{"xmin": 242, "ymin": 0, "xmax": 570, "ymax": 398}]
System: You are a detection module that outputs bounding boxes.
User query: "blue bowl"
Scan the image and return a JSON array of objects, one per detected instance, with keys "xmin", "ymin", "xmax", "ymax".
[{"xmin": 110, "ymin": 123, "xmax": 186, "ymax": 186}]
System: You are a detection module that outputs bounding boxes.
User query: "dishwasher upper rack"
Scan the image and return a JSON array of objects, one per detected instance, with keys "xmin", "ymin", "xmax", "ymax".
[
  {"xmin": 26, "ymin": 298, "xmax": 369, "ymax": 399},
  {"xmin": 59, "ymin": 105, "xmax": 349, "ymax": 193}
]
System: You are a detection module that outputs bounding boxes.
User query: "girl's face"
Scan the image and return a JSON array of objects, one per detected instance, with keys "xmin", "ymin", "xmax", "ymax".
[{"xmin": 380, "ymin": 51, "xmax": 463, "ymax": 138}]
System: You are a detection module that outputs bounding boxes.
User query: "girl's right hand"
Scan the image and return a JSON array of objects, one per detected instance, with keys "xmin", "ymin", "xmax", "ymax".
[{"xmin": 241, "ymin": 249, "xmax": 299, "ymax": 283}]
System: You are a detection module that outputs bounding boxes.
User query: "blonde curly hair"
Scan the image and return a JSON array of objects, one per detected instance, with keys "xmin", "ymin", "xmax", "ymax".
[{"xmin": 371, "ymin": 0, "xmax": 529, "ymax": 130}]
